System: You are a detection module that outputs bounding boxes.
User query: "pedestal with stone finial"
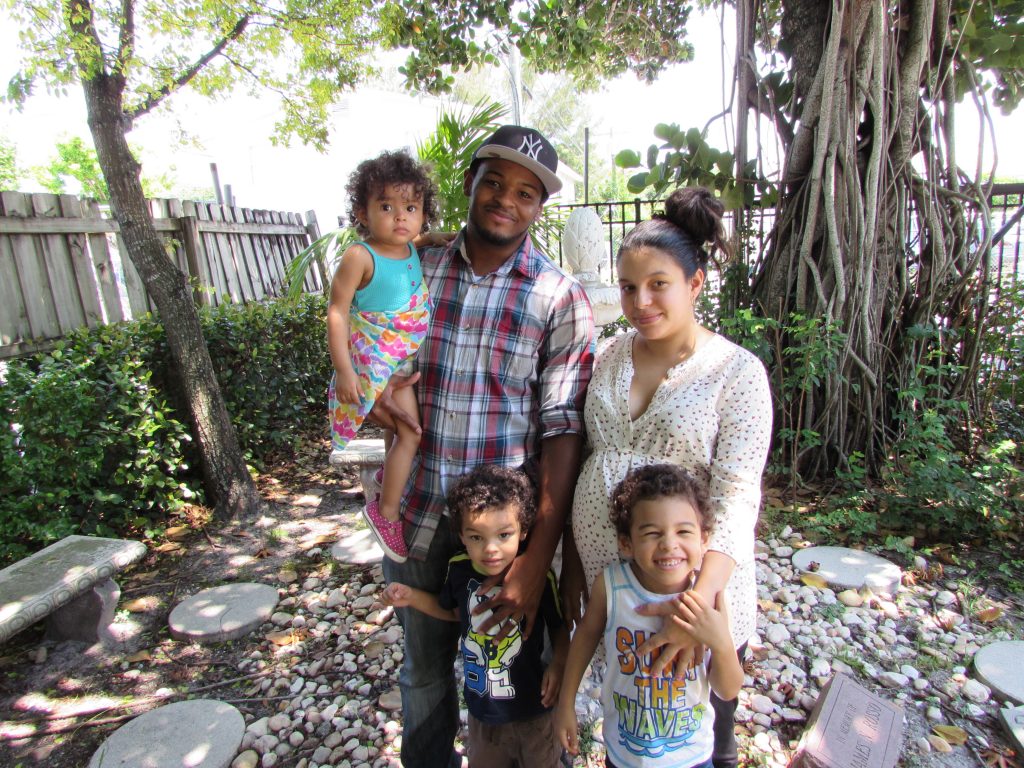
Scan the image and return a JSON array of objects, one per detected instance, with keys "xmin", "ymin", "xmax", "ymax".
[{"xmin": 562, "ymin": 207, "xmax": 621, "ymax": 329}]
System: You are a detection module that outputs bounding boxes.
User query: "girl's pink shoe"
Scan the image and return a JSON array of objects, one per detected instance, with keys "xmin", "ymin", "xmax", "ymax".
[{"xmin": 362, "ymin": 498, "xmax": 408, "ymax": 563}]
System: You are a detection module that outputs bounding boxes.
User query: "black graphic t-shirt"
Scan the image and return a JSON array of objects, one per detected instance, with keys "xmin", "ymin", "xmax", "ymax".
[{"xmin": 438, "ymin": 554, "xmax": 563, "ymax": 725}]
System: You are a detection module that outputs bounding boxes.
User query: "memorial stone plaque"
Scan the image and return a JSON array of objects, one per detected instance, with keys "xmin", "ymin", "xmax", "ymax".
[{"xmin": 789, "ymin": 673, "xmax": 903, "ymax": 768}]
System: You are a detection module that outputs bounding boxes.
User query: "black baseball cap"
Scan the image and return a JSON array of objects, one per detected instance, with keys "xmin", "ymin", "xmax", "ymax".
[{"xmin": 471, "ymin": 125, "xmax": 562, "ymax": 196}]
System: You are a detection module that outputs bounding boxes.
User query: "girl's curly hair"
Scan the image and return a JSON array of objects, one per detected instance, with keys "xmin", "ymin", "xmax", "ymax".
[
  {"xmin": 447, "ymin": 465, "xmax": 536, "ymax": 536},
  {"xmin": 345, "ymin": 150, "xmax": 438, "ymax": 237},
  {"xmin": 610, "ymin": 464, "xmax": 713, "ymax": 538}
]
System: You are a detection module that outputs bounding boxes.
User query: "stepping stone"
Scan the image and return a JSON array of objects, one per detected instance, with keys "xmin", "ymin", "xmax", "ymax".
[
  {"xmin": 975, "ymin": 641, "xmax": 1024, "ymax": 704},
  {"xmin": 90, "ymin": 699, "xmax": 243, "ymax": 768},
  {"xmin": 331, "ymin": 529, "xmax": 383, "ymax": 565},
  {"xmin": 792, "ymin": 546, "xmax": 902, "ymax": 595},
  {"xmin": 999, "ymin": 705, "xmax": 1024, "ymax": 752},
  {"xmin": 168, "ymin": 583, "xmax": 278, "ymax": 642},
  {"xmin": 330, "ymin": 438, "xmax": 385, "ymax": 494}
]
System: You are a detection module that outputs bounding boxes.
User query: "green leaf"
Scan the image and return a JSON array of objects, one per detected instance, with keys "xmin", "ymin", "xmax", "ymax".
[
  {"xmin": 725, "ymin": 183, "xmax": 750, "ymax": 210},
  {"xmin": 614, "ymin": 149, "xmax": 642, "ymax": 168},
  {"xmin": 653, "ymin": 123, "xmax": 676, "ymax": 141},
  {"xmin": 646, "ymin": 143, "xmax": 660, "ymax": 170},
  {"xmin": 627, "ymin": 171, "xmax": 649, "ymax": 194}
]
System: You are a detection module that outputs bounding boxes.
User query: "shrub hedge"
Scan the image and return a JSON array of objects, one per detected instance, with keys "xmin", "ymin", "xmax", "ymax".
[{"xmin": 0, "ymin": 294, "xmax": 331, "ymax": 564}]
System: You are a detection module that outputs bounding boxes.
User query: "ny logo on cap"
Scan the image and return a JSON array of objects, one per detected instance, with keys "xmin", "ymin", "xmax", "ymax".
[{"xmin": 517, "ymin": 134, "xmax": 544, "ymax": 161}]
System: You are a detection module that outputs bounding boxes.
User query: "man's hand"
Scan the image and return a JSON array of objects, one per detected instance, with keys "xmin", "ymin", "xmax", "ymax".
[
  {"xmin": 472, "ymin": 552, "xmax": 547, "ymax": 640},
  {"xmin": 367, "ymin": 372, "xmax": 421, "ymax": 433}
]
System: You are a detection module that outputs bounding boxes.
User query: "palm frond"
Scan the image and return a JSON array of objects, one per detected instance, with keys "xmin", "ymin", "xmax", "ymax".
[
  {"xmin": 285, "ymin": 227, "xmax": 358, "ymax": 299},
  {"xmin": 417, "ymin": 99, "xmax": 508, "ymax": 231}
]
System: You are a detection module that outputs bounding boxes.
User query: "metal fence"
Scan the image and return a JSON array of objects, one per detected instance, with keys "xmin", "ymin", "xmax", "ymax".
[
  {"xmin": 552, "ymin": 183, "xmax": 1024, "ymax": 293},
  {"xmin": 991, "ymin": 184, "xmax": 1024, "ymax": 293}
]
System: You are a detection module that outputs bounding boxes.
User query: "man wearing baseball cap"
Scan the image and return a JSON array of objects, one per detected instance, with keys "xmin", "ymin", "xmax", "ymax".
[{"xmin": 372, "ymin": 125, "xmax": 595, "ymax": 767}]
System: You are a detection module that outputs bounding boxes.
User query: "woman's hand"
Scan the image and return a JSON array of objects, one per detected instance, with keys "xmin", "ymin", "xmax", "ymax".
[
  {"xmin": 672, "ymin": 590, "xmax": 732, "ymax": 653},
  {"xmin": 634, "ymin": 595, "xmax": 704, "ymax": 677},
  {"xmin": 636, "ymin": 553, "xmax": 735, "ymax": 675}
]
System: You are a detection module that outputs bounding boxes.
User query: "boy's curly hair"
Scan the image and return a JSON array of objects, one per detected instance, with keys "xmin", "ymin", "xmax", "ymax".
[
  {"xmin": 345, "ymin": 150, "xmax": 438, "ymax": 237},
  {"xmin": 610, "ymin": 464, "xmax": 713, "ymax": 538},
  {"xmin": 447, "ymin": 465, "xmax": 536, "ymax": 536}
]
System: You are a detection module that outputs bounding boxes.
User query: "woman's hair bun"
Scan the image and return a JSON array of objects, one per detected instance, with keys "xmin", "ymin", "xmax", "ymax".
[
  {"xmin": 662, "ymin": 187, "xmax": 731, "ymax": 266},
  {"xmin": 663, "ymin": 187, "xmax": 723, "ymax": 244}
]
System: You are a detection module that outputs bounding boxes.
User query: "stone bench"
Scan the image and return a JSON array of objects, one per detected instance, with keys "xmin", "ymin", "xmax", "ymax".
[
  {"xmin": 329, "ymin": 438, "xmax": 385, "ymax": 497},
  {"xmin": 0, "ymin": 535, "xmax": 147, "ymax": 647}
]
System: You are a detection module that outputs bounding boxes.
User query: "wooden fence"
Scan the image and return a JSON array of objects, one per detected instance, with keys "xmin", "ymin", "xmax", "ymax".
[{"xmin": 0, "ymin": 191, "xmax": 325, "ymax": 359}]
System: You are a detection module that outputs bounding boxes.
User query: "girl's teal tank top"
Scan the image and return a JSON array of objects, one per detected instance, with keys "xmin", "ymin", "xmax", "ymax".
[{"xmin": 352, "ymin": 242, "xmax": 424, "ymax": 312}]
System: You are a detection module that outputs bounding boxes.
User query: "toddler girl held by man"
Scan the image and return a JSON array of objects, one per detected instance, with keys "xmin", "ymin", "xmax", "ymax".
[{"xmin": 327, "ymin": 150, "xmax": 437, "ymax": 562}]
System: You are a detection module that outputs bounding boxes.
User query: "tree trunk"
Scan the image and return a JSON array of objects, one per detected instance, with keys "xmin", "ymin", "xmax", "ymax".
[
  {"xmin": 81, "ymin": 73, "xmax": 262, "ymax": 521},
  {"xmin": 748, "ymin": 0, "xmax": 991, "ymax": 477}
]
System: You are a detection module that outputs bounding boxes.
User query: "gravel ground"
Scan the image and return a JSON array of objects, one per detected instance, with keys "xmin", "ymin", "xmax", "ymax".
[{"xmin": 0, "ymin": 442, "xmax": 1021, "ymax": 768}]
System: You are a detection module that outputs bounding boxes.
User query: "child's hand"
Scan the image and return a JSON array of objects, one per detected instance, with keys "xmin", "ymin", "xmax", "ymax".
[
  {"xmin": 336, "ymin": 368, "xmax": 361, "ymax": 404},
  {"xmin": 382, "ymin": 582, "xmax": 412, "ymax": 608},
  {"xmin": 413, "ymin": 231, "xmax": 456, "ymax": 249},
  {"xmin": 541, "ymin": 660, "xmax": 563, "ymax": 707},
  {"xmin": 553, "ymin": 703, "xmax": 580, "ymax": 756}
]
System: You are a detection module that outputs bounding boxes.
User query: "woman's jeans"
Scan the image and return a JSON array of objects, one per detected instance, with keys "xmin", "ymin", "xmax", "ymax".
[{"xmin": 382, "ymin": 522, "xmax": 463, "ymax": 768}]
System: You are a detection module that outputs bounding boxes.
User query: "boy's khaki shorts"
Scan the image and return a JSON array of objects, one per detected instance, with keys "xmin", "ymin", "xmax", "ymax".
[{"xmin": 466, "ymin": 710, "xmax": 563, "ymax": 767}]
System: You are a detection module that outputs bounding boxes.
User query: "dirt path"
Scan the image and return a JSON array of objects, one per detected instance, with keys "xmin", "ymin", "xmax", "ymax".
[
  {"xmin": 0, "ymin": 438, "xmax": 369, "ymax": 768},
  {"xmin": 0, "ymin": 436, "xmax": 1020, "ymax": 767}
]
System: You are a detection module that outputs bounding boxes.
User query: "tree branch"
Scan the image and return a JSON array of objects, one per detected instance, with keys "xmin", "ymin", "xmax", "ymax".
[
  {"xmin": 126, "ymin": 15, "xmax": 250, "ymax": 120},
  {"xmin": 64, "ymin": 0, "xmax": 108, "ymax": 79},
  {"xmin": 116, "ymin": 0, "xmax": 135, "ymax": 73},
  {"xmin": 749, "ymin": 81, "xmax": 794, "ymax": 147}
]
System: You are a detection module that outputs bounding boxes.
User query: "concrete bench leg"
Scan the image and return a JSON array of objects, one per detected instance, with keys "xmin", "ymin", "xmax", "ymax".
[
  {"xmin": 360, "ymin": 464, "xmax": 383, "ymax": 502},
  {"xmin": 45, "ymin": 577, "xmax": 120, "ymax": 646}
]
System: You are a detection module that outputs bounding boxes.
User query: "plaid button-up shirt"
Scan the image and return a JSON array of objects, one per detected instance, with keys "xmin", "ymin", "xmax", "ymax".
[{"xmin": 402, "ymin": 231, "xmax": 595, "ymax": 559}]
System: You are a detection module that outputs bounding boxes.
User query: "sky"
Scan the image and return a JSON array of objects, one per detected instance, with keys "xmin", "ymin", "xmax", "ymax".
[{"xmin": 2, "ymin": 9, "xmax": 1022, "ymax": 231}]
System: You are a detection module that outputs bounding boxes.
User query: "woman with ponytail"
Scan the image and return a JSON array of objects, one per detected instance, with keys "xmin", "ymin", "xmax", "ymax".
[{"xmin": 561, "ymin": 187, "xmax": 772, "ymax": 768}]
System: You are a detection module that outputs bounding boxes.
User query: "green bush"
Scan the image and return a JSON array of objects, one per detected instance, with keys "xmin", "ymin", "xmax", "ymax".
[
  {"xmin": 0, "ymin": 294, "xmax": 331, "ymax": 564},
  {"xmin": 0, "ymin": 326, "xmax": 194, "ymax": 562},
  {"xmin": 200, "ymin": 294, "xmax": 331, "ymax": 459},
  {"xmin": 805, "ymin": 350, "xmax": 1023, "ymax": 547}
]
